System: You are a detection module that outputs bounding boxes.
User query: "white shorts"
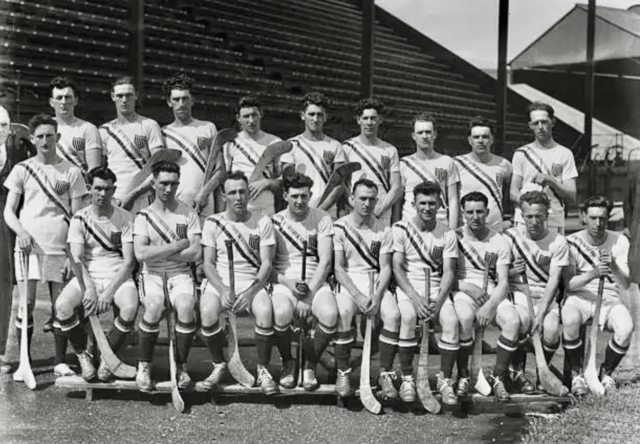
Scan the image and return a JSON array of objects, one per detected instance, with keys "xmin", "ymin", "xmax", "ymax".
[
  {"xmin": 396, "ymin": 287, "xmax": 439, "ymax": 304},
  {"xmin": 450, "ymin": 290, "xmax": 514, "ymax": 324},
  {"xmin": 139, "ymin": 271, "xmax": 194, "ymax": 305},
  {"xmin": 14, "ymin": 251, "xmax": 65, "ymax": 283},
  {"xmin": 65, "ymin": 276, "xmax": 137, "ymax": 297},
  {"xmin": 563, "ymin": 295, "xmax": 622, "ymax": 331},
  {"xmin": 511, "ymin": 290, "xmax": 559, "ymax": 316},
  {"xmin": 272, "ymin": 282, "xmax": 334, "ymax": 304},
  {"xmin": 202, "ymin": 278, "xmax": 269, "ymax": 315}
]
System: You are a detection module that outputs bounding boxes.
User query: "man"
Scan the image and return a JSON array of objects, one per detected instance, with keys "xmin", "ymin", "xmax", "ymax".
[
  {"xmin": 223, "ymin": 96, "xmax": 282, "ymax": 217},
  {"xmin": 49, "ymin": 76, "xmax": 102, "ymax": 174},
  {"xmin": 396, "ymin": 113, "xmax": 459, "ymax": 228},
  {"xmin": 392, "ymin": 181, "xmax": 458, "ymax": 405},
  {"xmin": 271, "ymin": 173, "xmax": 336, "ymax": 391},
  {"xmin": 503, "ymin": 191, "xmax": 569, "ymax": 394},
  {"xmin": 342, "ymin": 98, "xmax": 401, "ymax": 226},
  {"xmin": 333, "ymin": 179, "xmax": 399, "ymax": 398},
  {"xmin": 452, "ymin": 192, "xmax": 517, "ymax": 401},
  {"xmin": 133, "ymin": 160, "xmax": 201, "ymax": 391},
  {"xmin": 98, "ymin": 76, "xmax": 164, "ymax": 213},
  {"xmin": 3, "ymin": 114, "xmax": 86, "ymax": 380},
  {"xmin": 563, "ymin": 195, "xmax": 632, "ymax": 395},
  {"xmin": 53, "ymin": 166, "xmax": 138, "ymax": 380},
  {"xmin": 454, "ymin": 116, "xmax": 512, "ymax": 232},
  {"xmin": 510, "ymin": 102, "xmax": 578, "ymax": 234},
  {"xmin": 161, "ymin": 73, "xmax": 220, "ymax": 220},
  {"xmin": 281, "ymin": 92, "xmax": 346, "ymax": 218},
  {"xmin": 199, "ymin": 171, "xmax": 278, "ymax": 395}
]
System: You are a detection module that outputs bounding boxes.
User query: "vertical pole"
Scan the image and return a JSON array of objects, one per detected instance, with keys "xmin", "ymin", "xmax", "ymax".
[
  {"xmin": 584, "ymin": 0, "xmax": 596, "ymax": 169},
  {"xmin": 130, "ymin": 0, "xmax": 144, "ymax": 102},
  {"xmin": 495, "ymin": 0, "xmax": 509, "ymax": 157},
  {"xmin": 361, "ymin": 0, "xmax": 374, "ymax": 99}
]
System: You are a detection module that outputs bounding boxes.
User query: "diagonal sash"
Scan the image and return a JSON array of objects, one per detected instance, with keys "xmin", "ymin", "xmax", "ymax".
[
  {"xmin": 209, "ymin": 216, "xmax": 261, "ymax": 269},
  {"xmin": 455, "ymin": 229, "xmax": 497, "ymax": 282},
  {"xmin": 73, "ymin": 214, "xmax": 121, "ymax": 254},
  {"xmin": 567, "ymin": 237, "xmax": 614, "ymax": 284},
  {"xmin": 401, "ymin": 157, "xmax": 448, "ymax": 208},
  {"xmin": 515, "ymin": 145, "xmax": 562, "ymax": 204},
  {"xmin": 138, "ymin": 208, "xmax": 182, "ymax": 244},
  {"xmin": 232, "ymin": 139, "xmax": 270, "ymax": 179},
  {"xmin": 21, "ymin": 163, "xmax": 71, "ymax": 224},
  {"xmin": 504, "ymin": 229, "xmax": 549, "ymax": 282},
  {"xmin": 57, "ymin": 141, "xmax": 86, "ymax": 171},
  {"xmin": 345, "ymin": 140, "xmax": 389, "ymax": 191},
  {"xmin": 335, "ymin": 222, "xmax": 379, "ymax": 271},
  {"xmin": 454, "ymin": 156, "xmax": 503, "ymax": 214},
  {"xmin": 102, "ymin": 124, "xmax": 147, "ymax": 170},
  {"xmin": 396, "ymin": 221, "xmax": 441, "ymax": 274},
  {"xmin": 293, "ymin": 138, "xmax": 330, "ymax": 183},
  {"xmin": 163, "ymin": 128, "xmax": 206, "ymax": 173},
  {"xmin": 272, "ymin": 215, "xmax": 318, "ymax": 260}
]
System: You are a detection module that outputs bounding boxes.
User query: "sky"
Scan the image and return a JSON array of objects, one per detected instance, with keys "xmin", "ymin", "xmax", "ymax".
[{"xmin": 376, "ymin": 0, "xmax": 639, "ymax": 69}]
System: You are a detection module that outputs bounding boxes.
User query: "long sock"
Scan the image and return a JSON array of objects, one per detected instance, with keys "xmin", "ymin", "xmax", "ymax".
[
  {"xmin": 439, "ymin": 338, "xmax": 459, "ymax": 379},
  {"xmin": 494, "ymin": 335, "xmax": 518, "ymax": 378},
  {"xmin": 175, "ymin": 320, "xmax": 196, "ymax": 365},
  {"xmin": 139, "ymin": 319, "xmax": 160, "ymax": 362},
  {"xmin": 542, "ymin": 340, "xmax": 559, "ymax": 365},
  {"xmin": 562, "ymin": 335, "xmax": 583, "ymax": 376},
  {"xmin": 378, "ymin": 329, "xmax": 399, "ymax": 371},
  {"xmin": 274, "ymin": 325, "xmax": 293, "ymax": 362},
  {"xmin": 54, "ymin": 314, "xmax": 86, "ymax": 354},
  {"xmin": 334, "ymin": 330, "xmax": 354, "ymax": 371},
  {"xmin": 106, "ymin": 316, "xmax": 134, "ymax": 353},
  {"xmin": 601, "ymin": 338, "xmax": 628, "ymax": 376},
  {"xmin": 54, "ymin": 334, "xmax": 68, "ymax": 365},
  {"xmin": 457, "ymin": 338, "xmax": 473, "ymax": 379},
  {"xmin": 510, "ymin": 335, "xmax": 529, "ymax": 371},
  {"xmin": 255, "ymin": 326, "xmax": 273, "ymax": 367},
  {"xmin": 307, "ymin": 324, "xmax": 335, "ymax": 367},
  {"xmin": 398, "ymin": 334, "xmax": 418, "ymax": 376},
  {"xmin": 201, "ymin": 322, "xmax": 225, "ymax": 363}
]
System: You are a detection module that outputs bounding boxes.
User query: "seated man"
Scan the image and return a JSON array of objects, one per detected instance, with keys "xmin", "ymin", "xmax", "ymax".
[
  {"xmin": 563, "ymin": 195, "xmax": 632, "ymax": 395},
  {"xmin": 334, "ymin": 179, "xmax": 399, "ymax": 399},
  {"xmin": 54, "ymin": 166, "xmax": 138, "ymax": 380},
  {"xmin": 452, "ymin": 192, "xmax": 517, "ymax": 401},
  {"xmin": 133, "ymin": 160, "xmax": 201, "ymax": 391},
  {"xmin": 271, "ymin": 173, "xmax": 337, "ymax": 391},
  {"xmin": 199, "ymin": 171, "xmax": 278, "ymax": 395},
  {"xmin": 392, "ymin": 181, "xmax": 458, "ymax": 405}
]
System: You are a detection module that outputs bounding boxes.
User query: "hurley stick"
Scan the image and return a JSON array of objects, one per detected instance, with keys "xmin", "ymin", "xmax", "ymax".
[
  {"xmin": 296, "ymin": 240, "xmax": 308, "ymax": 388},
  {"xmin": 359, "ymin": 271, "xmax": 382, "ymax": 414},
  {"xmin": 584, "ymin": 276, "xmax": 606, "ymax": 395},
  {"xmin": 162, "ymin": 272, "xmax": 185, "ymax": 412},
  {"xmin": 13, "ymin": 252, "xmax": 36, "ymax": 389},
  {"xmin": 471, "ymin": 253, "xmax": 497, "ymax": 397},
  {"xmin": 416, "ymin": 267, "xmax": 441, "ymax": 413}
]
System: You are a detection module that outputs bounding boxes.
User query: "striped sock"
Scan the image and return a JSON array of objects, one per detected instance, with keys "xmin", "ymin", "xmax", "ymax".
[
  {"xmin": 334, "ymin": 330, "xmax": 355, "ymax": 371},
  {"xmin": 494, "ymin": 335, "xmax": 518, "ymax": 378},
  {"xmin": 562, "ymin": 335, "xmax": 583, "ymax": 375},
  {"xmin": 378, "ymin": 329, "xmax": 399, "ymax": 371},
  {"xmin": 201, "ymin": 322, "xmax": 225, "ymax": 363},
  {"xmin": 438, "ymin": 339, "xmax": 460, "ymax": 379},
  {"xmin": 457, "ymin": 338, "xmax": 474, "ymax": 379},
  {"xmin": 255, "ymin": 325, "xmax": 274, "ymax": 367},
  {"xmin": 602, "ymin": 338, "xmax": 628, "ymax": 376}
]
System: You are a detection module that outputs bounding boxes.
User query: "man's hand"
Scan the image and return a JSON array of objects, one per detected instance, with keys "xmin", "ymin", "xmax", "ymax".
[
  {"xmin": 249, "ymin": 179, "xmax": 274, "ymax": 200},
  {"xmin": 532, "ymin": 311, "xmax": 544, "ymax": 334},
  {"xmin": 83, "ymin": 287, "xmax": 99, "ymax": 316},
  {"xmin": 175, "ymin": 239, "xmax": 190, "ymax": 251},
  {"xmin": 193, "ymin": 189, "xmax": 209, "ymax": 213},
  {"xmin": 96, "ymin": 288, "xmax": 115, "ymax": 314},
  {"xmin": 232, "ymin": 288, "xmax": 255, "ymax": 313},
  {"xmin": 296, "ymin": 300, "xmax": 311, "ymax": 319},
  {"xmin": 475, "ymin": 303, "xmax": 495, "ymax": 328},
  {"xmin": 363, "ymin": 295, "xmax": 381, "ymax": 317},
  {"xmin": 510, "ymin": 258, "xmax": 527, "ymax": 277},
  {"xmin": 17, "ymin": 233, "xmax": 34, "ymax": 254},
  {"xmin": 353, "ymin": 290, "xmax": 370, "ymax": 312},
  {"xmin": 412, "ymin": 296, "xmax": 431, "ymax": 320},
  {"xmin": 532, "ymin": 173, "xmax": 553, "ymax": 187},
  {"xmin": 283, "ymin": 277, "xmax": 309, "ymax": 300},
  {"xmin": 220, "ymin": 287, "xmax": 234, "ymax": 311}
]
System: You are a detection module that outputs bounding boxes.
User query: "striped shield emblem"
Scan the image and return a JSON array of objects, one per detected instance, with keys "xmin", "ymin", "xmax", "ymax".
[
  {"xmin": 537, "ymin": 254, "xmax": 551, "ymax": 270},
  {"xmin": 198, "ymin": 136, "xmax": 212, "ymax": 152},
  {"xmin": 134, "ymin": 135, "xmax": 148, "ymax": 151},
  {"xmin": 551, "ymin": 163, "xmax": 563, "ymax": 177},
  {"xmin": 380, "ymin": 155, "xmax": 391, "ymax": 170},
  {"xmin": 323, "ymin": 150, "xmax": 335, "ymax": 165},
  {"xmin": 72, "ymin": 137, "xmax": 85, "ymax": 153},
  {"xmin": 249, "ymin": 234, "xmax": 260, "ymax": 251},
  {"xmin": 431, "ymin": 246, "xmax": 444, "ymax": 264},
  {"xmin": 176, "ymin": 224, "xmax": 188, "ymax": 240},
  {"xmin": 308, "ymin": 234, "xmax": 318, "ymax": 256},
  {"xmin": 54, "ymin": 180, "xmax": 70, "ymax": 195},
  {"xmin": 435, "ymin": 168, "xmax": 448, "ymax": 183},
  {"xmin": 111, "ymin": 231, "xmax": 122, "ymax": 248},
  {"xmin": 370, "ymin": 240, "xmax": 381, "ymax": 259},
  {"xmin": 495, "ymin": 172, "xmax": 505, "ymax": 188}
]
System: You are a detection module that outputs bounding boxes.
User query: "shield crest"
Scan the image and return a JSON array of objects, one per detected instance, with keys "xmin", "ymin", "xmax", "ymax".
[
  {"xmin": 551, "ymin": 163, "xmax": 563, "ymax": 177},
  {"xmin": 134, "ymin": 135, "xmax": 148, "ymax": 151},
  {"xmin": 435, "ymin": 168, "xmax": 448, "ymax": 183},
  {"xmin": 198, "ymin": 137, "xmax": 212, "ymax": 152},
  {"xmin": 249, "ymin": 234, "xmax": 260, "ymax": 251},
  {"xmin": 308, "ymin": 234, "xmax": 318, "ymax": 256},
  {"xmin": 176, "ymin": 224, "xmax": 188, "ymax": 240},
  {"xmin": 323, "ymin": 150, "xmax": 335, "ymax": 165},
  {"xmin": 495, "ymin": 172, "xmax": 505, "ymax": 187},
  {"xmin": 54, "ymin": 180, "xmax": 70, "ymax": 195},
  {"xmin": 431, "ymin": 246, "xmax": 444, "ymax": 264},
  {"xmin": 370, "ymin": 240, "xmax": 381, "ymax": 258},
  {"xmin": 537, "ymin": 254, "xmax": 551, "ymax": 270},
  {"xmin": 380, "ymin": 155, "xmax": 391, "ymax": 170},
  {"xmin": 72, "ymin": 137, "xmax": 85, "ymax": 154},
  {"xmin": 111, "ymin": 231, "xmax": 122, "ymax": 248}
]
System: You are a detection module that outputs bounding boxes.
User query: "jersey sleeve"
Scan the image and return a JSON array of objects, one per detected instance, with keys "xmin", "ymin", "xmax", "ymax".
[
  {"xmin": 512, "ymin": 150, "xmax": 525, "ymax": 178},
  {"xmin": 495, "ymin": 234, "xmax": 511, "ymax": 266},
  {"xmin": 67, "ymin": 215, "xmax": 85, "ymax": 244},
  {"xmin": 562, "ymin": 151, "xmax": 579, "ymax": 181},
  {"xmin": 69, "ymin": 167, "xmax": 87, "ymax": 198},
  {"xmin": 121, "ymin": 211, "xmax": 134, "ymax": 243},
  {"xmin": 98, "ymin": 126, "xmax": 109, "ymax": 155},
  {"xmin": 446, "ymin": 157, "xmax": 460, "ymax": 185},
  {"xmin": 133, "ymin": 213, "xmax": 149, "ymax": 238},
  {"xmin": 259, "ymin": 216, "xmax": 276, "ymax": 247},
  {"xmin": 318, "ymin": 213, "xmax": 334, "ymax": 239},
  {"xmin": 200, "ymin": 217, "xmax": 219, "ymax": 248},
  {"xmin": 443, "ymin": 230, "xmax": 458, "ymax": 259},
  {"xmin": 380, "ymin": 227, "xmax": 394, "ymax": 255},
  {"xmin": 146, "ymin": 120, "xmax": 165, "ymax": 151},
  {"xmin": 392, "ymin": 224, "xmax": 407, "ymax": 253},
  {"xmin": 389, "ymin": 146, "xmax": 400, "ymax": 173},
  {"xmin": 333, "ymin": 224, "xmax": 345, "ymax": 252},
  {"xmin": 550, "ymin": 236, "xmax": 570, "ymax": 267},
  {"xmin": 399, "ymin": 160, "xmax": 408, "ymax": 186},
  {"xmin": 613, "ymin": 235, "xmax": 630, "ymax": 276},
  {"xmin": 3, "ymin": 163, "xmax": 26, "ymax": 194},
  {"xmin": 186, "ymin": 209, "xmax": 202, "ymax": 236},
  {"xmin": 84, "ymin": 123, "xmax": 102, "ymax": 152}
]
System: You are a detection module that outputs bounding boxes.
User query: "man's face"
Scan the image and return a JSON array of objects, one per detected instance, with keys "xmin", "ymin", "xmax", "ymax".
[
  {"xmin": 521, "ymin": 202, "xmax": 548, "ymax": 238},
  {"xmin": 152, "ymin": 171, "xmax": 180, "ymax": 202},
  {"xmin": 89, "ymin": 177, "xmax": 116, "ymax": 208},
  {"xmin": 168, "ymin": 89, "xmax": 193, "ymax": 121},
  {"xmin": 413, "ymin": 192, "xmax": 440, "ymax": 223},
  {"xmin": 237, "ymin": 106, "xmax": 262, "ymax": 135},
  {"xmin": 223, "ymin": 178, "xmax": 249, "ymax": 213},
  {"xmin": 285, "ymin": 186, "xmax": 311, "ymax": 217},
  {"xmin": 350, "ymin": 185, "xmax": 378, "ymax": 217},
  {"xmin": 528, "ymin": 110, "xmax": 554, "ymax": 143},
  {"xmin": 111, "ymin": 84, "xmax": 137, "ymax": 116},
  {"xmin": 412, "ymin": 120, "xmax": 436, "ymax": 151},
  {"xmin": 583, "ymin": 206, "xmax": 609, "ymax": 238},
  {"xmin": 462, "ymin": 200, "xmax": 489, "ymax": 231},
  {"xmin": 0, "ymin": 107, "xmax": 10, "ymax": 146},
  {"xmin": 468, "ymin": 126, "xmax": 493, "ymax": 156},
  {"xmin": 30, "ymin": 124, "xmax": 58, "ymax": 155},
  {"xmin": 301, "ymin": 104, "xmax": 326, "ymax": 133},
  {"xmin": 357, "ymin": 108, "xmax": 381, "ymax": 137},
  {"xmin": 50, "ymin": 86, "xmax": 78, "ymax": 117}
]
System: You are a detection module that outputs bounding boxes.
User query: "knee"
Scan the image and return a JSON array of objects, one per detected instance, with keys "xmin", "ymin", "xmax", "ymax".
[
  {"xmin": 143, "ymin": 297, "xmax": 164, "ymax": 322},
  {"xmin": 381, "ymin": 306, "xmax": 400, "ymax": 330},
  {"xmin": 174, "ymin": 295, "xmax": 195, "ymax": 315},
  {"xmin": 560, "ymin": 308, "xmax": 582, "ymax": 335},
  {"xmin": 55, "ymin": 298, "xmax": 76, "ymax": 319},
  {"xmin": 118, "ymin": 299, "xmax": 139, "ymax": 322},
  {"xmin": 400, "ymin": 309, "xmax": 417, "ymax": 328},
  {"xmin": 543, "ymin": 314, "xmax": 560, "ymax": 341},
  {"xmin": 615, "ymin": 321, "xmax": 634, "ymax": 344},
  {"xmin": 252, "ymin": 294, "xmax": 273, "ymax": 321},
  {"xmin": 497, "ymin": 308, "xmax": 520, "ymax": 337},
  {"xmin": 272, "ymin": 299, "xmax": 294, "ymax": 326}
]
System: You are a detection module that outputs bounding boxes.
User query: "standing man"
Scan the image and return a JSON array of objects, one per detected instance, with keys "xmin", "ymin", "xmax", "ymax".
[
  {"xmin": 333, "ymin": 179, "xmax": 399, "ymax": 399},
  {"xmin": 223, "ymin": 96, "xmax": 282, "ymax": 217},
  {"xmin": 3, "ymin": 114, "xmax": 86, "ymax": 379},
  {"xmin": 199, "ymin": 171, "xmax": 278, "ymax": 395},
  {"xmin": 133, "ymin": 161, "xmax": 201, "ymax": 391},
  {"xmin": 392, "ymin": 181, "xmax": 459, "ymax": 405},
  {"xmin": 454, "ymin": 116, "xmax": 512, "ymax": 232},
  {"xmin": 342, "ymin": 99, "xmax": 401, "ymax": 226},
  {"xmin": 396, "ymin": 113, "xmax": 460, "ymax": 228},
  {"xmin": 563, "ymin": 196, "xmax": 632, "ymax": 395},
  {"xmin": 49, "ymin": 76, "xmax": 102, "ymax": 174},
  {"xmin": 98, "ymin": 76, "xmax": 164, "ymax": 213},
  {"xmin": 271, "ymin": 173, "xmax": 337, "ymax": 391},
  {"xmin": 281, "ymin": 92, "xmax": 346, "ymax": 218},
  {"xmin": 510, "ymin": 102, "xmax": 578, "ymax": 234},
  {"xmin": 53, "ymin": 166, "xmax": 138, "ymax": 381}
]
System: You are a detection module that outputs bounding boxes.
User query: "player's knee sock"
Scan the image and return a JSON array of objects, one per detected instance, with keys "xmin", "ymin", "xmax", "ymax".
[
  {"xmin": 456, "ymin": 338, "xmax": 473, "ymax": 379},
  {"xmin": 601, "ymin": 338, "xmax": 628, "ymax": 376},
  {"xmin": 175, "ymin": 320, "xmax": 196, "ymax": 365},
  {"xmin": 398, "ymin": 335, "xmax": 418, "ymax": 376},
  {"xmin": 494, "ymin": 335, "xmax": 518, "ymax": 378},
  {"xmin": 334, "ymin": 331, "xmax": 354, "ymax": 372},
  {"xmin": 542, "ymin": 340, "xmax": 559, "ymax": 365},
  {"xmin": 509, "ymin": 335, "xmax": 529, "ymax": 372},
  {"xmin": 106, "ymin": 316, "xmax": 134, "ymax": 354},
  {"xmin": 307, "ymin": 323, "xmax": 335, "ymax": 368},
  {"xmin": 562, "ymin": 335, "xmax": 583, "ymax": 376},
  {"xmin": 274, "ymin": 324, "xmax": 293, "ymax": 362},
  {"xmin": 201, "ymin": 322, "xmax": 225, "ymax": 363},
  {"xmin": 139, "ymin": 320, "xmax": 160, "ymax": 362},
  {"xmin": 255, "ymin": 325, "xmax": 274, "ymax": 367},
  {"xmin": 54, "ymin": 313, "xmax": 86, "ymax": 354},
  {"xmin": 378, "ymin": 329, "xmax": 399, "ymax": 372},
  {"xmin": 438, "ymin": 339, "xmax": 459, "ymax": 379}
]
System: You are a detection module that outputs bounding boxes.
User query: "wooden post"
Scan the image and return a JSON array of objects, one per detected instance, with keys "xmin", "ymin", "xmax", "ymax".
[
  {"xmin": 495, "ymin": 0, "xmax": 509, "ymax": 156},
  {"xmin": 361, "ymin": 0, "xmax": 374, "ymax": 99},
  {"xmin": 584, "ymin": 0, "xmax": 596, "ymax": 162},
  {"xmin": 130, "ymin": 0, "xmax": 144, "ymax": 101}
]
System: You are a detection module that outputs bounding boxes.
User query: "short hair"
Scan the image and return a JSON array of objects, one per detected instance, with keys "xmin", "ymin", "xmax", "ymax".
[
  {"xmin": 235, "ymin": 96, "xmax": 262, "ymax": 115},
  {"xmin": 111, "ymin": 76, "xmax": 136, "ymax": 93},
  {"xmin": 412, "ymin": 112, "xmax": 438, "ymax": 132},
  {"xmin": 283, "ymin": 172, "xmax": 314, "ymax": 192},
  {"xmin": 352, "ymin": 178, "xmax": 378, "ymax": 195},
  {"xmin": 28, "ymin": 113, "xmax": 57, "ymax": 133},
  {"xmin": 50, "ymin": 76, "xmax": 79, "ymax": 98},
  {"xmin": 461, "ymin": 191, "xmax": 489, "ymax": 208},
  {"xmin": 224, "ymin": 170, "xmax": 249, "ymax": 186},
  {"xmin": 519, "ymin": 190, "xmax": 550, "ymax": 210},
  {"xmin": 151, "ymin": 160, "xmax": 180, "ymax": 178},
  {"xmin": 527, "ymin": 101, "xmax": 555, "ymax": 120},
  {"xmin": 354, "ymin": 98, "xmax": 384, "ymax": 118},
  {"xmin": 87, "ymin": 166, "xmax": 117, "ymax": 186},
  {"xmin": 300, "ymin": 92, "xmax": 330, "ymax": 112},
  {"xmin": 162, "ymin": 73, "xmax": 194, "ymax": 100},
  {"xmin": 413, "ymin": 181, "xmax": 441, "ymax": 199},
  {"xmin": 468, "ymin": 116, "xmax": 494, "ymax": 136},
  {"xmin": 581, "ymin": 195, "xmax": 613, "ymax": 215}
]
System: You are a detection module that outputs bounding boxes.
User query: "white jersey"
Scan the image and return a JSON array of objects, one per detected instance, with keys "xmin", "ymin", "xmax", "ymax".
[
  {"xmin": 454, "ymin": 153, "xmax": 512, "ymax": 232},
  {"xmin": 566, "ymin": 230, "xmax": 629, "ymax": 301},
  {"xmin": 57, "ymin": 118, "xmax": 101, "ymax": 173},
  {"xmin": 392, "ymin": 220, "xmax": 458, "ymax": 296},
  {"xmin": 202, "ymin": 211, "xmax": 275, "ymax": 285},
  {"xmin": 133, "ymin": 202, "xmax": 201, "ymax": 274},
  {"xmin": 4, "ymin": 158, "xmax": 86, "ymax": 254},
  {"xmin": 223, "ymin": 131, "xmax": 282, "ymax": 216},
  {"xmin": 68, "ymin": 206, "xmax": 133, "ymax": 280},
  {"xmin": 455, "ymin": 225, "xmax": 510, "ymax": 289},
  {"xmin": 162, "ymin": 119, "xmax": 218, "ymax": 216},
  {"xmin": 273, "ymin": 207, "xmax": 333, "ymax": 281},
  {"xmin": 334, "ymin": 215, "xmax": 393, "ymax": 277},
  {"xmin": 512, "ymin": 143, "xmax": 578, "ymax": 228},
  {"xmin": 400, "ymin": 152, "xmax": 459, "ymax": 224}
]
